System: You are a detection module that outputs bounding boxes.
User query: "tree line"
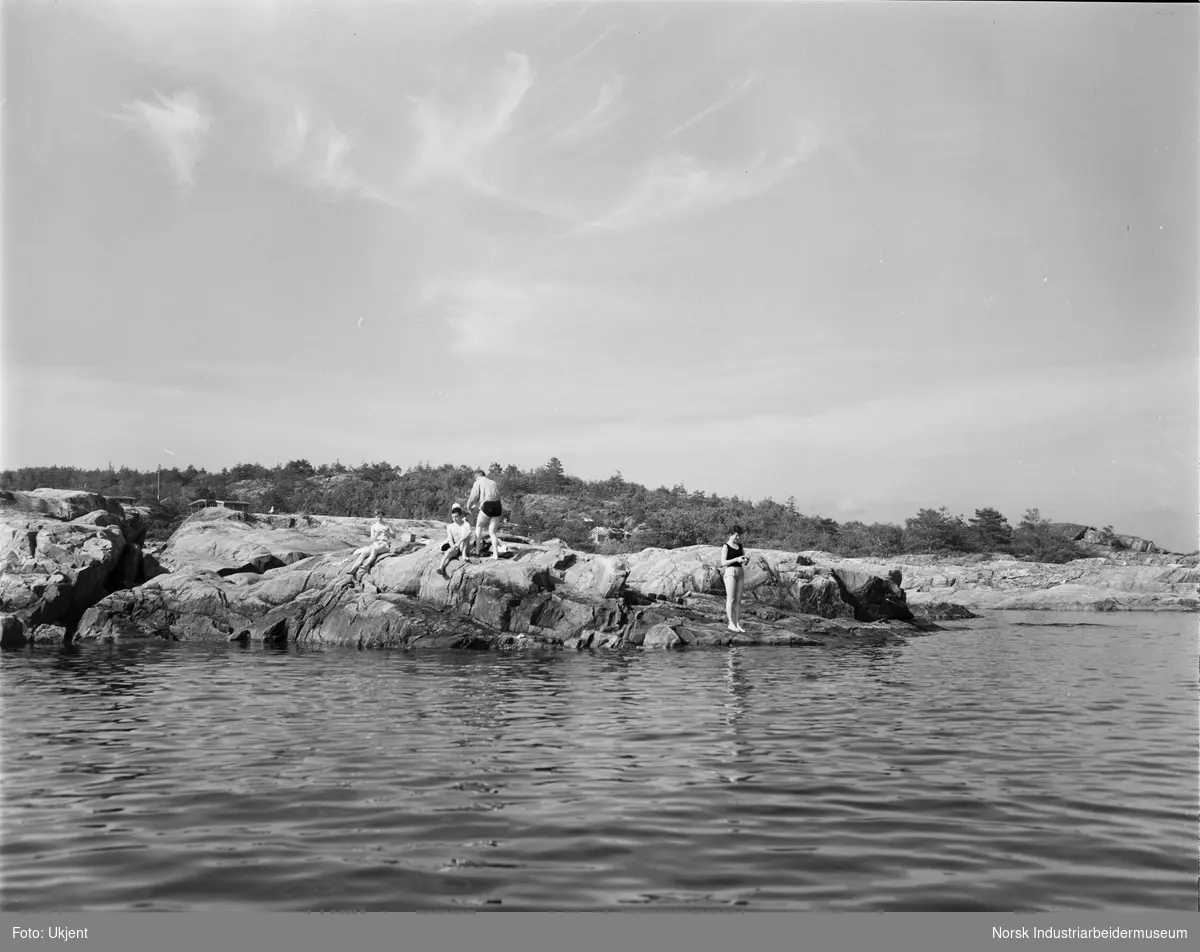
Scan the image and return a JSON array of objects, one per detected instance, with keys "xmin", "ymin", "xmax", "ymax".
[{"xmin": 0, "ymin": 457, "xmax": 1138, "ymax": 562}]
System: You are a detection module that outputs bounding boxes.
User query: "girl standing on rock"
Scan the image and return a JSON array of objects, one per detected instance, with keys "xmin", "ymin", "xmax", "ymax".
[{"xmin": 721, "ymin": 525, "xmax": 750, "ymax": 633}]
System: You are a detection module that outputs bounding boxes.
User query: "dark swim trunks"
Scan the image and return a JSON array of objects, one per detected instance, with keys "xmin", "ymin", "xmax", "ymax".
[{"xmin": 482, "ymin": 500, "xmax": 503, "ymax": 519}]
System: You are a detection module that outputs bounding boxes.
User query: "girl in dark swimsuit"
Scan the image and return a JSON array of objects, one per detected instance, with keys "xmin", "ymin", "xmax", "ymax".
[{"xmin": 720, "ymin": 525, "xmax": 749, "ymax": 632}]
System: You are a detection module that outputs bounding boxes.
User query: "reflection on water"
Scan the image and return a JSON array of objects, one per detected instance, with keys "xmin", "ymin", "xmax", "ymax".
[{"xmin": 1, "ymin": 611, "xmax": 1195, "ymax": 911}]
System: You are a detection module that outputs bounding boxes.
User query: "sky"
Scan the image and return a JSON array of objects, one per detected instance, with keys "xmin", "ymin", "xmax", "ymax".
[{"xmin": 2, "ymin": 1, "xmax": 1197, "ymax": 552}]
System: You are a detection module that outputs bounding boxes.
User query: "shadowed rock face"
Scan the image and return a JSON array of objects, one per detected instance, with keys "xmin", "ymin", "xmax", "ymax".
[
  {"xmin": 0, "ymin": 490, "xmax": 161, "ymax": 647},
  {"xmin": 829, "ymin": 568, "xmax": 913, "ymax": 622}
]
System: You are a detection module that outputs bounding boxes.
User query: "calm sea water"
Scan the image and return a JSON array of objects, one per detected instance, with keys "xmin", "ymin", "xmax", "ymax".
[{"xmin": 1, "ymin": 611, "xmax": 1195, "ymax": 912}]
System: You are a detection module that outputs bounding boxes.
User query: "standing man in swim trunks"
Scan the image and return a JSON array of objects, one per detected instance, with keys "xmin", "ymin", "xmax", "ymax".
[
  {"xmin": 466, "ymin": 469, "xmax": 504, "ymax": 561},
  {"xmin": 438, "ymin": 503, "xmax": 474, "ymax": 578}
]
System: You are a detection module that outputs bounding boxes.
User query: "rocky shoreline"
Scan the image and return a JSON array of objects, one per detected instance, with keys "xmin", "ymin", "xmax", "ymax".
[
  {"xmin": 72, "ymin": 521, "xmax": 928, "ymax": 651},
  {"xmin": 1, "ymin": 491, "xmax": 1196, "ymax": 651},
  {"xmin": 823, "ymin": 552, "xmax": 1200, "ymax": 613}
]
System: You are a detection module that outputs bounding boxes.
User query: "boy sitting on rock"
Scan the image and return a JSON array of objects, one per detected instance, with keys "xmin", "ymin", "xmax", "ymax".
[{"xmin": 437, "ymin": 504, "xmax": 474, "ymax": 578}]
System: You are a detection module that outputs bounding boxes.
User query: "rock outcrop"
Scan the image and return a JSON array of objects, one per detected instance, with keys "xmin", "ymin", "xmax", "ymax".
[
  {"xmin": 158, "ymin": 507, "xmax": 444, "ymax": 576},
  {"xmin": 808, "ymin": 552, "xmax": 1199, "ymax": 613},
  {"xmin": 77, "ymin": 530, "xmax": 926, "ymax": 648},
  {"xmin": 1, "ymin": 488, "xmax": 127, "ymax": 523},
  {"xmin": 0, "ymin": 490, "xmax": 161, "ymax": 647},
  {"xmin": 73, "ymin": 515, "xmax": 930, "ymax": 650},
  {"xmin": 1048, "ymin": 522, "xmax": 1167, "ymax": 555},
  {"xmin": 13, "ymin": 490, "xmax": 1197, "ymax": 656}
]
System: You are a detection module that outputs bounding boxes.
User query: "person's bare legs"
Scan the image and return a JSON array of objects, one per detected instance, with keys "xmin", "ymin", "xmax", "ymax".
[
  {"xmin": 473, "ymin": 510, "xmax": 487, "ymax": 556},
  {"xmin": 726, "ymin": 571, "xmax": 744, "ymax": 631},
  {"xmin": 353, "ymin": 542, "xmax": 387, "ymax": 579},
  {"xmin": 346, "ymin": 545, "xmax": 370, "ymax": 576},
  {"xmin": 363, "ymin": 542, "xmax": 387, "ymax": 573},
  {"xmin": 488, "ymin": 516, "xmax": 502, "ymax": 559},
  {"xmin": 438, "ymin": 540, "xmax": 467, "ymax": 577}
]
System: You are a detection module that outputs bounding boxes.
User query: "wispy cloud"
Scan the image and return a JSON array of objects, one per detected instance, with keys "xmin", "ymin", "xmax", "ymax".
[
  {"xmin": 668, "ymin": 72, "xmax": 761, "ymax": 139},
  {"xmin": 406, "ymin": 51, "xmax": 535, "ymax": 189},
  {"xmin": 556, "ymin": 23, "xmax": 620, "ymax": 71},
  {"xmin": 583, "ymin": 124, "xmax": 821, "ymax": 231},
  {"xmin": 275, "ymin": 104, "xmax": 308, "ymax": 165},
  {"xmin": 269, "ymin": 102, "xmax": 399, "ymax": 206},
  {"xmin": 551, "ymin": 75, "xmax": 624, "ymax": 144},
  {"xmin": 117, "ymin": 88, "xmax": 212, "ymax": 187},
  {"xmin": 318, "ymin": 126, "xmax": 355, "ymax": 191}
]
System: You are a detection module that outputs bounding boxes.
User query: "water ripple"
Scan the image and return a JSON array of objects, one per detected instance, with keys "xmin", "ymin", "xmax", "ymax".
[{"xmin": 2, "ymin": 610, "xmax": 1195, "ymax": 911}]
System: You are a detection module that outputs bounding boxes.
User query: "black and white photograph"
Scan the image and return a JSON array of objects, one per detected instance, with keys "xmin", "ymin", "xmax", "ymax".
[{"xmin": 1, "ymin": 0, "xmax": 1196, "ymax": 934}]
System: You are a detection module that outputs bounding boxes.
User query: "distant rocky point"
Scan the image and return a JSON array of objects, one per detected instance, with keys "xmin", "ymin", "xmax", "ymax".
[
  {"xmin": 1047, "ymin": 523, "xmax": 1167, "ymax": 555},
  {"xmin": 812, "ymin": 551, "xmax": 1198, "ymax": 613}
]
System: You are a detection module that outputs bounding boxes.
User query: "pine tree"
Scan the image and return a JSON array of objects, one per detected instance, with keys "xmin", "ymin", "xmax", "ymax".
[
  {"xmin": 968, "ymin": 507, "xmax": 1013, "ymax": 550},
  {"xmin": 538, "ymin": 457, "xmax": 565, "ymax": 492}
]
